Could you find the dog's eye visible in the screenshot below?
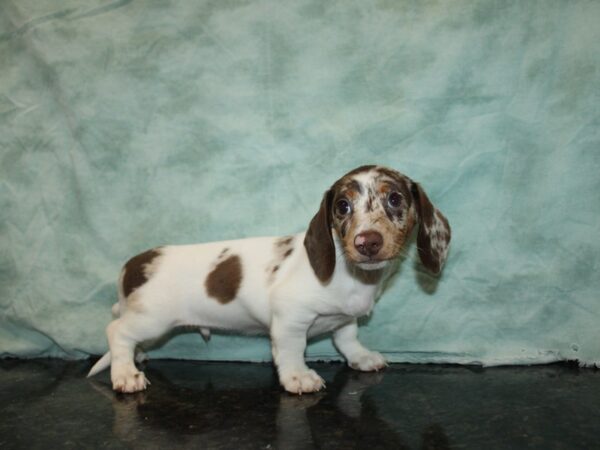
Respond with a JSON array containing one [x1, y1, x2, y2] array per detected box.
[[387, 192, 402, 208], [336, 199, 352, 216]]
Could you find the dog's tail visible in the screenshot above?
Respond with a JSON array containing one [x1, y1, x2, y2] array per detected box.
[[88, 298, 120, 378], [89, 269, 127, 379], [87, 351, 111, 378]]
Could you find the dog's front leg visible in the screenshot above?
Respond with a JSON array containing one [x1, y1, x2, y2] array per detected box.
[[333, 320, 387, 372], [271, 315, 325, 395]]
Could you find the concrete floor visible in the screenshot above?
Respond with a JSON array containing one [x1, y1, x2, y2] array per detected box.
[[0, 359, 598, 449]]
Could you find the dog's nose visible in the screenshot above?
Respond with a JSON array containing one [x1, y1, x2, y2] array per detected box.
[[354, 231, 383, 257]]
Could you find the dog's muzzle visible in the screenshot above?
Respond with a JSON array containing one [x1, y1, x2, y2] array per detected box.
[[354, 231, 383, 257]]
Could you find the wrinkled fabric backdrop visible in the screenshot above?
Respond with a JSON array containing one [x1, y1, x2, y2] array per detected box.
[[1, 0, 599, 366]]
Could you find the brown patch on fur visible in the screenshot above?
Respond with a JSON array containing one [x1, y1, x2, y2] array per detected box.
[[205, 255, 243, 304], [375, 166, 406, 184], [339, 219, 350, 238], [336, 179, 363, 198], [365, 194, 374, 212], [345, 189, 359, 200], [276, 236, 294, 247], [378, 184, 390, 194], [341, 180, 363, 200], [412, 183, 451, 274], [122, 248, 163, 298], [345, 165, 376, 177], [304, 190, 336, 283], [412, 183, 434, 228], [405, 208, 417, 236], [267, 237, 295, 284]]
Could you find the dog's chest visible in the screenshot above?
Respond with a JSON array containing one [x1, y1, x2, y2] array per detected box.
[[324, 279, 379, 318], [342, 289, 376, 317], [307, 289, 375, 338]]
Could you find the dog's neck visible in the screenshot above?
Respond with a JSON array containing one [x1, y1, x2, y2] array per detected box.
[[345, 262, 386, 285]]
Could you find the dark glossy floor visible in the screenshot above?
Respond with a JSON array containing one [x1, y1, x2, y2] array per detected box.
[[0, 360, 599, 449]]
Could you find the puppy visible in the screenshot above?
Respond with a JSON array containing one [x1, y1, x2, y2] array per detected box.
[[87, 165, 451, 394]]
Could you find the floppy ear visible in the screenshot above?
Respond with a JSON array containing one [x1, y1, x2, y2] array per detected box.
[[304, 189, 336, 283], [411, 182, 451, 274]]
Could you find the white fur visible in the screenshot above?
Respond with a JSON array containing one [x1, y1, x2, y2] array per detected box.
[[89, 233, 390, 394]]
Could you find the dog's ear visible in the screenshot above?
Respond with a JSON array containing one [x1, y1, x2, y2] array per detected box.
[[304, 189, 335, 283], [411, 182, 451, 274]]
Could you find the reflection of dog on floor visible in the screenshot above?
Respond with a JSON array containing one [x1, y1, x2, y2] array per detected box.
[[88, 165, 451, 394], [89, 364, 450, 450]]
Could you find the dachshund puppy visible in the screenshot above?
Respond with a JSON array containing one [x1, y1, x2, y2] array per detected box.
[[88, 165, 451, 394]]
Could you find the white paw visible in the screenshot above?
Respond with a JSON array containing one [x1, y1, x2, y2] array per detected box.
[[280, 369, 325, 395], [112, 367, 150, 393], [348, 350, 387, 372]]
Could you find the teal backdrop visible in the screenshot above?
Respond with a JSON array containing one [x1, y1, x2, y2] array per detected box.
[[1, 0, 599, 366]]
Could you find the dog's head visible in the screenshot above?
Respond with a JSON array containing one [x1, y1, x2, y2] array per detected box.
[[304, 165, 451, 283]]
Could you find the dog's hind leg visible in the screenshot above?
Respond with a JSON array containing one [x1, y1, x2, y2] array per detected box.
[[107, 311, 171, 393]]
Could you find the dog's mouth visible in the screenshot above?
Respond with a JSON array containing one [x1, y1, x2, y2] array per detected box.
[[350, 255, 394, 270], [355, 259, 390, 270]]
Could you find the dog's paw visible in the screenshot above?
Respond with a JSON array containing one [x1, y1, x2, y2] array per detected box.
[[112, 367, 150, 393], [348, 350, 387, 372], [280, 369, 325, 395]]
